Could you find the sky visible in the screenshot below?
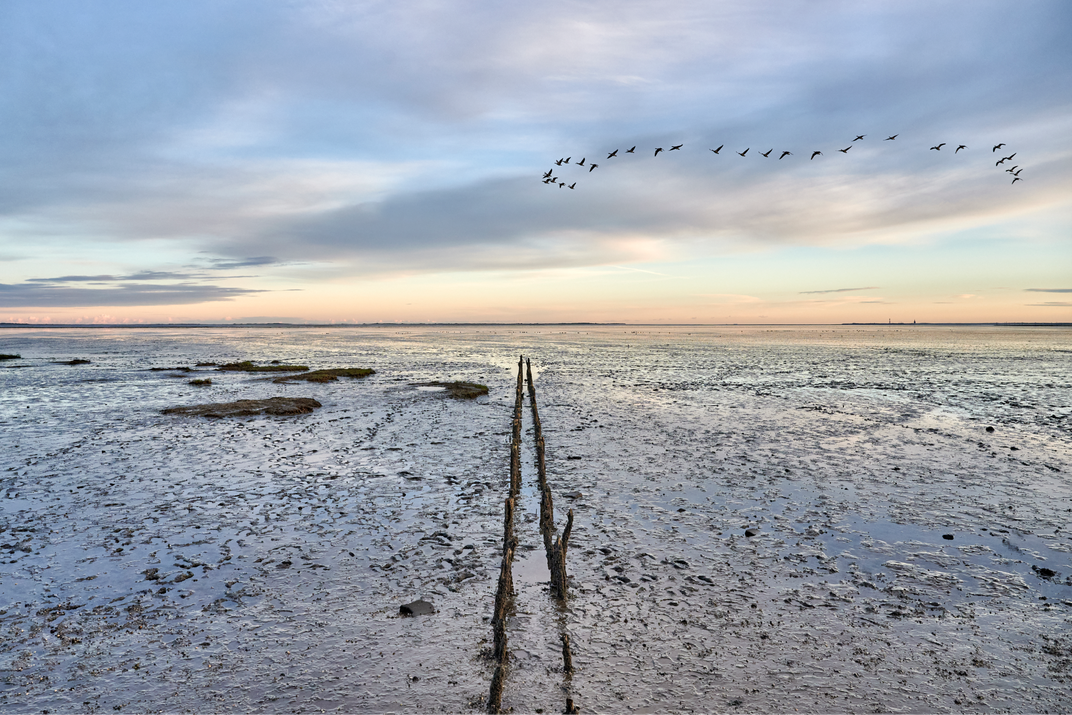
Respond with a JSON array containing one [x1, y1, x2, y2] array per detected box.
[[0, 0, 1070, 324]]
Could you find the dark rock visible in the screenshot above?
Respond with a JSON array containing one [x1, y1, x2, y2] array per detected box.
[[275, 560, 292, 569], [566, 455, 582, 460], [942, 534, 954, 540], [1032, 565, 1058, 581], [745, 528, 758, 537], [564, 491, 583, 499], [985, 426, 995, 433], [58, 359, 91, 365], [400, 599, 434, 616]]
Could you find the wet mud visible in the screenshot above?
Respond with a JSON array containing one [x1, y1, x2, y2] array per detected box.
[[1, 325, 1070, 713]]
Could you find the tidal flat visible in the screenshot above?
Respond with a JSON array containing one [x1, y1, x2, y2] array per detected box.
[[0, 325, 1070, 713]]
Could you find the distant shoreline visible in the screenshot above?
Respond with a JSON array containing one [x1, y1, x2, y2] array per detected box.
[[1, 322, 1069, 329]]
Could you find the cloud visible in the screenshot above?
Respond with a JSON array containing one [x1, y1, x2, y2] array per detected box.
[[1026, 301, 1072, 307], [799, 286, 879, 294], [26, 271, 196, 283], [0, 282, 265, 308], [1025, 288, 1072, 293], [201, 256, 279, 270]]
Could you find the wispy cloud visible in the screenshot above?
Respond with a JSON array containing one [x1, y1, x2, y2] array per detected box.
[[799, 286, 879, 294], [1025, 288, 1072, 293], [1026, 301, 1072, 307], [0, 283, 265, 308]]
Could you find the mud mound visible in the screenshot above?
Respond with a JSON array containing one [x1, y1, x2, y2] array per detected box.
[[162, 396, 321, 418], [274, 367, 375, 383], [217, 361, 309, 373], [413, 381, 489, 398]]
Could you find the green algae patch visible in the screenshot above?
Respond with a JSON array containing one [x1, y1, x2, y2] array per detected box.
[[273, 367, 375, 384], [217, 361, 309, 373], [163, 396, 320, 418], [413, 381, 489, 399], [0, 354, 21, 360], [189, 378, 212, 386]]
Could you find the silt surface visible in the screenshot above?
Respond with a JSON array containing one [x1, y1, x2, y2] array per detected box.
[[0, 325, 1070, 713]]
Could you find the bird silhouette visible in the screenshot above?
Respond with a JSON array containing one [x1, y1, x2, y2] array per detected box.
[[1012, 177, 1022, 184], [811, 151, 822, 160], [1013, 168, 1022, 176], [577, 157, 586, 167], [564, 157, 571, 163], [559, 182, 565, 188], [995, 157, 1007, 166], [589, 163, 598, 172], [1005, 153, 1016, 162], [670, 144, 683, 151], [885, 135, 898, 141], [543, 178, 553, 184], [838, 146, 851, 153], [626, 146, 636, 153], [607, 150, 618, 158], [711, 145, 723, 154], [1005, 166, 1018, 173], [555, 159, 563, 166], [995, 153, 1015, 166], [760, 149, 772, 157], [993, 143, 1005, 152], [654, 148, 663, 156], [854, 135, 865, 141], [737, 148, 749, 157], [543, 170, 552, 178], [779, 151, 792, 159], [930, 143, 946, 151], [568, 183, 576, 189], [956, 145, 967, 153]]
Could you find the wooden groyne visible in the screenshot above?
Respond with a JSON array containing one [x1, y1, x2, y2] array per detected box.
[[488, 356, 576, 714]]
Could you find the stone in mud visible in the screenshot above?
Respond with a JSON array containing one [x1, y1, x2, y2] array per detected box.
[[1032, 565, 1058, 581], [564, 491, 584, 499], [162, 396, 322, 418], [942, 534, 954, 540], [745, 528, 759, 537], [58, 358, 91, 365], [399, 599, 434, 616], [986, 426, 995, 432]]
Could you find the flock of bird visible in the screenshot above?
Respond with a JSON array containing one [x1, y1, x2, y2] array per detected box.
[[541, 134, 1026, 189]]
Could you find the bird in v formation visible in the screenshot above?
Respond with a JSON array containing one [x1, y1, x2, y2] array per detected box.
[[545, 133, 1023, 188]]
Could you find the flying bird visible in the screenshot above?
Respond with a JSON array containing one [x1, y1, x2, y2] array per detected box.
[[885, 135, 898, 141], [543, 170, 552, 178], [711, 145, 723, 154], [779, 151, 792, 159], [930, 143, 946, 151], [993, 143, 1005, 152], [559, 182, 565, 188], [654, 148, 663, 156], [1005, 166, 1018, 173], [995, 154, 1015, 166], [760, 149, 772, 157], [838, 146, 851, 153], [589, 163, 598, 172], [626, 146, 636, 153], [576, 157, 586, 166], [670, 144, 683, 151], [1012, 177, 1022, 184], [555, 159, 563, 166], [564, 157, 571, 163], [607, 150, 618, 158], [1013, 168, 1022, 176], [854, 135, 865, 141], [811, 151, 822, 160], [543, 178, 553, 184], [737, 148, 749, 157], [568, 183, 575, 189], [956, 145, 967, 153]]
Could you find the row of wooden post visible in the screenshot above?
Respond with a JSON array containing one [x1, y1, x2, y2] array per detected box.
[[488, 357, 577, 714], [526, 358, 572, 603], [487, 357, 526, 712]]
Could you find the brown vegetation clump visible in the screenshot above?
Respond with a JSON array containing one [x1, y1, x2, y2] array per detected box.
[[217, 361, 309, 373], [412, 381, 489, 398], [0, 354, 21, 360], [162, 396, 321, 418], [188, 378, 212, 386], [273, 367, 375, 383]]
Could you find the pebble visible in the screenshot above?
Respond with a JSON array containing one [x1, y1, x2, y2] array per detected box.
[[400, 599, 435, 616]]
